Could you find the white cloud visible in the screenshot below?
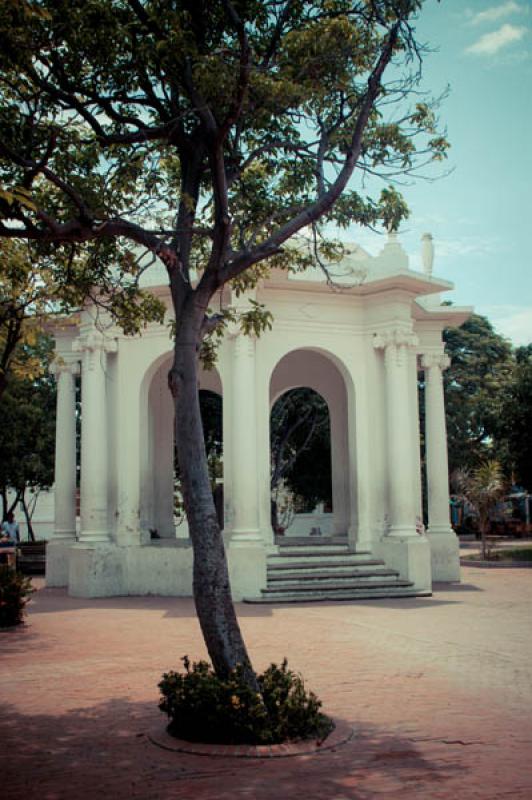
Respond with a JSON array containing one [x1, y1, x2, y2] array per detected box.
[[469, 2, 522, 26], [466, 23, 527, 55], [477, 304, 532, 345], [435, 236, 499, 259]]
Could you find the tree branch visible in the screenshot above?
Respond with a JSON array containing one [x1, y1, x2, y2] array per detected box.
[[219, 21, 401, 284]]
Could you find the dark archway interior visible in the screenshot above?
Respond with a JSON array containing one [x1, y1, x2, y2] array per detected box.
[[270, 387, 332, 534], [174, 389, 224, 528]]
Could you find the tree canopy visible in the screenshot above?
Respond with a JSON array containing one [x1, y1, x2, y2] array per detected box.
[[0, 335, 56, 533], [499, 345, 532, 491], [0, 1, 447, 292], [0, 225, 165, 402], [442, 314, 532, 493], [443, 313, 514, 474]]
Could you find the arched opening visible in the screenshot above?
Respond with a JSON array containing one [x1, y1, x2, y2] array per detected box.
[[271, 387, 332, 535], [141, 356, 223, 539], [174, 389, 224, 531], [269, 348, 351, 540]]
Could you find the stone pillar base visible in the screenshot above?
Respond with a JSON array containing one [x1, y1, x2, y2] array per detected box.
[[349, 524, 373, 552], [68, 544, 126, 598], [227, 540, 267, 602], [378, 535, 432, 593], [46, 539, 76, 587], [427, 527, 461, 582]]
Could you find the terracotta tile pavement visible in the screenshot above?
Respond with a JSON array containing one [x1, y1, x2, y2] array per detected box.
[[1, 566, 532, 799]]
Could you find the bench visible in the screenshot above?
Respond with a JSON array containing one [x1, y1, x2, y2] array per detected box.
[[16, 542, 47, 575]]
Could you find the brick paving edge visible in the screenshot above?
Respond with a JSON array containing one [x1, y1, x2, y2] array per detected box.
[[148, 719, 354, 759]]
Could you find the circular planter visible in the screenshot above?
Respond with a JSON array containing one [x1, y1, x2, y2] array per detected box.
[[149, 718, 354, 759]]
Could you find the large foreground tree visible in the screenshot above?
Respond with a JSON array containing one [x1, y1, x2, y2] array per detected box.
[[0, 0, 447, 684]]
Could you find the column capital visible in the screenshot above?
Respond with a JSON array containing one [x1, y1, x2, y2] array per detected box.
[[230, 328, 256, 357], [50, 358, 80, 378], [421, 351, 450, 371], [373, 327, 418, 351], [73, 332, 118, 372], [73, 331, 118, 355]]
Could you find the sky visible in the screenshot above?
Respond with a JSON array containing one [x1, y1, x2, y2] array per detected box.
[[347, 0, 532, 346]]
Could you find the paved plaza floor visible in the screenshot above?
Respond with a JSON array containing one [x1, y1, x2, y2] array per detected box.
[[1, 564, 531, 799]]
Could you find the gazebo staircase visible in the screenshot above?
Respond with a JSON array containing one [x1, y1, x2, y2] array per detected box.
[[244, 536, 430, 604]]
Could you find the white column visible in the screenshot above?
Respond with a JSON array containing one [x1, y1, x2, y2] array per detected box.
[[375, 330, 419, 537], [329, 392, 349, 536], [51, 360, 79, 540], [423, 351, 453, 532], [409, 351, 423, 520], [372, 329, 432, 592], [352, 382, 374, 551], [226, 329, 266, 601], [256, 367, 275, 550], [229, 332, 261, 543], [76, 332, 116, 544], [422, 351, 460, 581], [115, 340, 144, 547]]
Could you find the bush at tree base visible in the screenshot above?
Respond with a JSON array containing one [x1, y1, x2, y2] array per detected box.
[[159, 657, 333, 745], [0, 566, 34, 627]]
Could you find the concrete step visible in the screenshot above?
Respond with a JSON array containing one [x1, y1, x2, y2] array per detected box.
[[263, 577, 413, 594], [268, 555, 380, 569], [276, 545, 351, 556], [244, 586, 431, 604], [267, 568, 400, 584], [268, 557, 385, 572], [253, 541, 427, 605], [276, 536, 348, 547]]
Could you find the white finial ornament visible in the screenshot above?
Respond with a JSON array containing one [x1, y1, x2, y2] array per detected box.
[[421, 233, 434, 277]]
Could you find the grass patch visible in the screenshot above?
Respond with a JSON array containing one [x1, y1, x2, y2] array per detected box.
[[498, 547, 532, 562], [462, 547, 532, 563]]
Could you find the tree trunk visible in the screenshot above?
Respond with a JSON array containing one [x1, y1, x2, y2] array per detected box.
[[0, 371, 7, 402], [8, 489, 21, 517], [20, 491, 35, 542], [1, 487, 6, 520], [170, 327, 258, 689], [480, 512, 489, 560]]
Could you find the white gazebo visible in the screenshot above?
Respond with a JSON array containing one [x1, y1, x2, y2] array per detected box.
[[47, 233, 471, 600]]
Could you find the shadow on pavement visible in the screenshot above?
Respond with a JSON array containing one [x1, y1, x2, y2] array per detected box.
[[432, 582, 483, 593], [0, 697, 466, 800], [26, 584, 276, 619]]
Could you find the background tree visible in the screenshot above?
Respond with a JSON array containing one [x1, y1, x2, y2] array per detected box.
[[270, 388, 331, 531], [0, 0, 448, 685], [452, 461, 506, 560], [0, 335, 56, 536], [443, 313, 513, 473], [498, 345, 532, 491]]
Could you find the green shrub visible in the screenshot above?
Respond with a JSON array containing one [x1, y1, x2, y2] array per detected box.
[[159, 657, 333, 745], [0, 566, 34, 627], [500, 547, 532, 562]]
